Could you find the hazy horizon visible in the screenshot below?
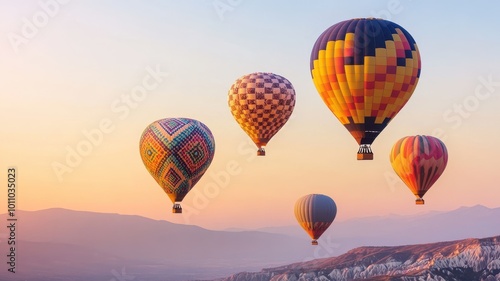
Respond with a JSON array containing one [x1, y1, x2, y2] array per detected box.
[[3, 203, 499, 233], [1, 1, 500, 231], [1, 206, 499, 281]]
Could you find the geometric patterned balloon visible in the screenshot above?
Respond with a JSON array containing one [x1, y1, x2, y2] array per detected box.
[[139, 118, 215, 213], [390, 135, 448, 205], [310, 18, 421, 160], [294, 194, 337, 245], [228, 72, 296, 156]]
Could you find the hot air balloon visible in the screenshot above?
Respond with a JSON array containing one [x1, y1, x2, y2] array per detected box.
[[228, 72, 296, 156], [294, 194, 337, 245], [310, 18, 421, 160], [139, 118, 215, 213], [390, 135, 448, 205]]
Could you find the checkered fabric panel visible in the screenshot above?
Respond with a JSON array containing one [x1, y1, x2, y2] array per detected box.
[[228, 72, 296, 148], [139, 118, 215, 203]]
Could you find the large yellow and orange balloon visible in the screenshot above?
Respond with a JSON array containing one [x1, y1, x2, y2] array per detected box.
[[390, 135, 448, 205], [294, 194, 337, 245], [139, 118, 215, 213], [228, 72, 296, 156], [310, 18, 421, 160]]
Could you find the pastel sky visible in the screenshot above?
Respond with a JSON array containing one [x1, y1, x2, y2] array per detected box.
[[1, 1, 499, 230]]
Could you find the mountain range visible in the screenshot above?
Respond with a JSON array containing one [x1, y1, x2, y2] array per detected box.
[[0, 205, 498, 281], [0, 208, 312, 281]]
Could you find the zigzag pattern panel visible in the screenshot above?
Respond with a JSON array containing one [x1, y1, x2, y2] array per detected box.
[[139, 118, 215, 202]]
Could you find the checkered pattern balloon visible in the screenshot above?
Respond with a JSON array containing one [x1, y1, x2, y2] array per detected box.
[[390, 135, 448, 205], [139, 118, 215, 211], [228, 72, 296, 155], [310, 18, 421, 159]]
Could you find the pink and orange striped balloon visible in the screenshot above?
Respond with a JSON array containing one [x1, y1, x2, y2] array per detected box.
[[390, 135, 448, 205]]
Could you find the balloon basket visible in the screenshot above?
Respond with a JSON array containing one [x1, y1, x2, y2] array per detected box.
[[357, 144, 373, 160], [311, 240, 318, 246], [415, 198, 424, 205], [357, 153, 373, 160], [172, 204, 182, 213], [257, 148, 265, 156]]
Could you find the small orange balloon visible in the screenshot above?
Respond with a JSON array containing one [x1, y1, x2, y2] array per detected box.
[[294, 194, 337, 245]]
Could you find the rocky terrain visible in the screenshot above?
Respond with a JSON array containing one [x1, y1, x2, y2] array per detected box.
[[216, 236, 500, 281]]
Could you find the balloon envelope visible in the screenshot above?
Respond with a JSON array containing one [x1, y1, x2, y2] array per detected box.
[[294, 194, 337, 245], [390, 135, 448, 204], [228, 72, 296, 156], [310, 18, 421, 160], [139, 118, 215, 213]]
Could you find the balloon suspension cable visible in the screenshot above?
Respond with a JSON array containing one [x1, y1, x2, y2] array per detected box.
[[311, 240, 318, 246], [257, 147, 266, 156], [357, 144, 373, 160], [172, 203, 182, 213], [415, 198, 425, 205]]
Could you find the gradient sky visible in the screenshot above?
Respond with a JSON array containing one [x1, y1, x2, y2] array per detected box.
[[1, 1, 499, 230]]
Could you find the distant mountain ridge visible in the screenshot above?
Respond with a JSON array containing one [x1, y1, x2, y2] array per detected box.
[[0, 205, 498, 281], [0, 208, 313, 281], [214, 235, 500, 281], [253, 205, 500, 257]]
